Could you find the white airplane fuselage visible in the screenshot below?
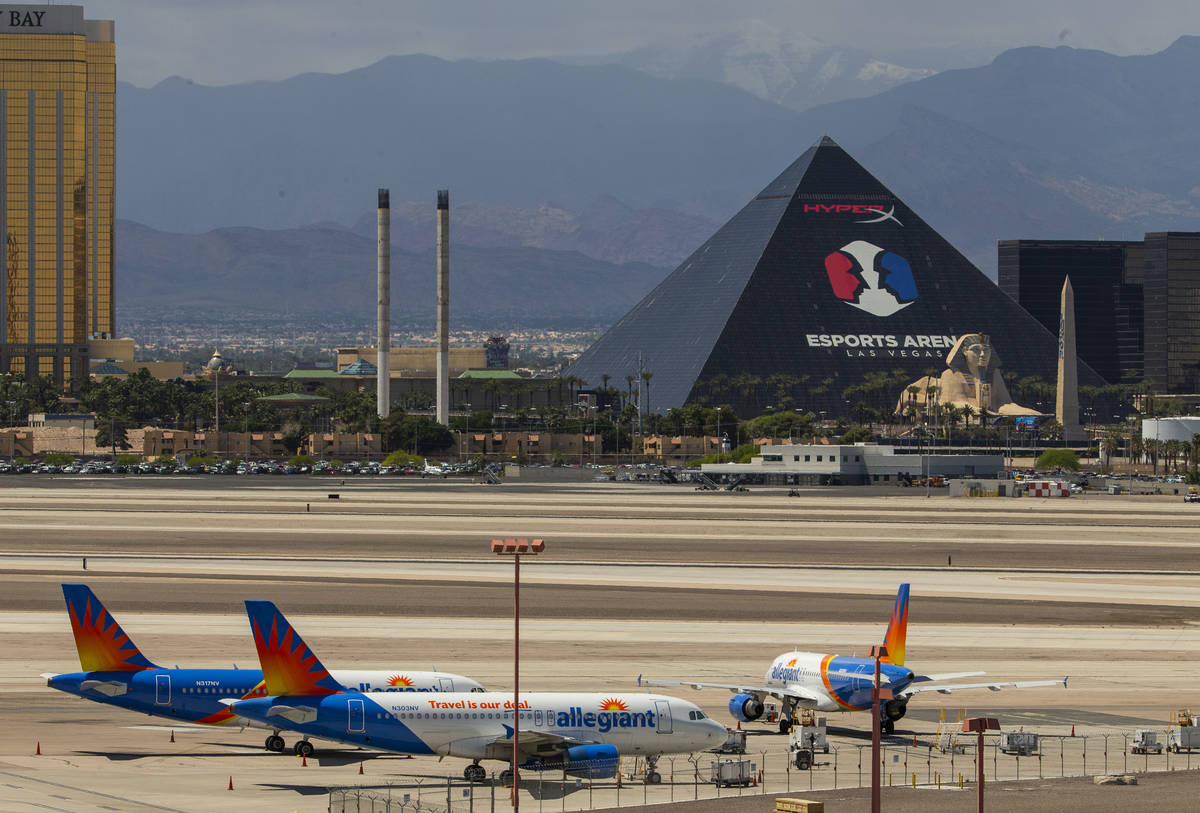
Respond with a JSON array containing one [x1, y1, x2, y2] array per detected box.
[[232, 691, 726, 763]]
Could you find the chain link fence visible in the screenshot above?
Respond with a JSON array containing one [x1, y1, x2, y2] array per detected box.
[[325, 732, 1199, 812]]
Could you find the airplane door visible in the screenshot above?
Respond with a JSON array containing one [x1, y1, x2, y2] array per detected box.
[[155, 674, 170, 706], [438, 678, 454, 692], [654, 700, 673, 734], [347, 698, 365, 733]]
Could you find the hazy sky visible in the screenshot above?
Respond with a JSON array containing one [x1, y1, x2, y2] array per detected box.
[[88, 0, 1200, 87]]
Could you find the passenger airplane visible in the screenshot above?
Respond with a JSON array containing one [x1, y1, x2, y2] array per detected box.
[[227, 600, 726, 783], [640, 584, 1067, 734], [43, 584, 485, 756]]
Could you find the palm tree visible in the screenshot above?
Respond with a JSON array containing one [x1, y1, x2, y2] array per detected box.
[[640, 370, 654, 420]]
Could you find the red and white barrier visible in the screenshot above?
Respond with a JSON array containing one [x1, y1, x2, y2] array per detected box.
[[1026, 480, 1070, 497]]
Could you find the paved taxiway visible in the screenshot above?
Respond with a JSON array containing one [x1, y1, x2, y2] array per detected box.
[[1, 479, 1197, 811]]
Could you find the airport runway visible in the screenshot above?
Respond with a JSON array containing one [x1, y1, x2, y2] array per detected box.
[[1, 479, 1197, 811]]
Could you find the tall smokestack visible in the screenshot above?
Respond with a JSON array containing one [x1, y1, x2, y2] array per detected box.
[[436, 189, 450, 425], [377, 188, 391, 420]]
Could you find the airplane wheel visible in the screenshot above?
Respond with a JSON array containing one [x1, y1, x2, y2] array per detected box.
[[265, 735, 285, 752], [779, 718, 792, 735], [498, 769, 513, 787], [645, 771, 662, 784], [296, 740, 315, 758], [884, 719, 895, 735], [464, 764, 486, 782]]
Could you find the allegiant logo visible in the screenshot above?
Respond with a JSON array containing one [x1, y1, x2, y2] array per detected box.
[[771, 665, 806, 683], [552, 706, 657, 734]]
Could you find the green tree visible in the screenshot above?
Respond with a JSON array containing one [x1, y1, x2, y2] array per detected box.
[[95, 414, 131, 452], [1035, 448, 1081, 471], [383, 413, 453, 455]]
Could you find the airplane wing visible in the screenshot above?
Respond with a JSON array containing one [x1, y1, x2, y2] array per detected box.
[[638, 676, 823, 706], [483, 727, 596, 758], [910, 671, 986, 683], [219, 698, 318, 725], [903, 677, 1068, 696]]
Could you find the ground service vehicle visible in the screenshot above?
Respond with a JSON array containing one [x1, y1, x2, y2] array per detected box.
[[1132, 730, 1163, 754]]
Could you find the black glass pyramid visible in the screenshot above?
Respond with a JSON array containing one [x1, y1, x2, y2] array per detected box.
[[567, 136, 1102, 416]]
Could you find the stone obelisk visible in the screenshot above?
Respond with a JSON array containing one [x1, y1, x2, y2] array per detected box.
[[1056, 276, 1085, 441]]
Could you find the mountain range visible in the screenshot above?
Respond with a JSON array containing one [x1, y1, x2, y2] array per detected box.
[[115, 37, 1200, 323], [600, 20, 936, 111]]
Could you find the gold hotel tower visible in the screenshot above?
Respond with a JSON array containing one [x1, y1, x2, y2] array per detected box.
[[0, 5, 113, 386]]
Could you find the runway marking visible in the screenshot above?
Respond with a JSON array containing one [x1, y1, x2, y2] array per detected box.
[[0, 770, 186, 812], [0, 521, 1193, 549]]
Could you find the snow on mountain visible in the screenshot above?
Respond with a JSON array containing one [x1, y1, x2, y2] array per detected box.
[[615, 20, 936, 111]]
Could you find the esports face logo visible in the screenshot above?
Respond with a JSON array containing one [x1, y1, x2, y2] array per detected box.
[[824, 240, 918, 317]]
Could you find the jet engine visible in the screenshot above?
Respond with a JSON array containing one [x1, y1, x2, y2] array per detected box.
[[555, 744, 620, 778], [729, 693, 765, 722], [884, 699, 908, 721]]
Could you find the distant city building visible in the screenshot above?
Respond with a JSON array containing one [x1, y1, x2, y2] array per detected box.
[[567, 136, 1101, 417], [1143, 233, 1200, 394], [485, 336, 510, 369], [336, 346, 486, 377], [0, 5, 115, 385], [999, 232, 1200, 394], [87, 337, 184, 380], [998, 239, 1144, 385]]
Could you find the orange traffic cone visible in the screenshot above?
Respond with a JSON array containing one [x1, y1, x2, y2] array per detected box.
[[35, 742, 40, 755], [227, 776, 234, 791], [170, 730, 175, 743], [913, 735, 918, 747], [358, 761, 364, 775], [1071, 725, 1076, 737], [301, 754, 307, 767]]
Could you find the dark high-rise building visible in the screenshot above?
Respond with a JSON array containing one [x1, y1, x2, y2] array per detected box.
[[1143, 232, 1200, 394], [997, 240, 1144, 385], [567, 136, 1105, 417], [0, 4, 115, 386]]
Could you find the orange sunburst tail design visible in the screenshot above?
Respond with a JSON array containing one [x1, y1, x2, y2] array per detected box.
[[388, 674, 414, 687], [880, 583, 909, 666], [244, 601, 341, 697], [599, 697, 629, 711], [62, 584, 158, 672]]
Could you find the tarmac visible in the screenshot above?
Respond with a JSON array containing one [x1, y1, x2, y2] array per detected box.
[[0, 478, 1197, 811]]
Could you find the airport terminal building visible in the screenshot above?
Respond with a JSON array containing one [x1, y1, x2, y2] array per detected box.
[[701, 442, 1003, 486]]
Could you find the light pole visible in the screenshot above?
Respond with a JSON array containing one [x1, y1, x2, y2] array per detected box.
[[715, 407, 722, 463], [463, 403, 471, 461], [491, 537, 545, 812], [6, 400, 15, 463], [243, 401, 252, 463], [962, 716, 1000, 812], [869, 643, 892, 813]]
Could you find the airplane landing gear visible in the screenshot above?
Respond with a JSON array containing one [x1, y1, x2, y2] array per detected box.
[[644, 754, 662, 784], [265, 734, 285, 752], [498, 769, 513, 787], [779, 717, 792, 735], [293, 739, 314, 758], [464, 762, 487, 783]]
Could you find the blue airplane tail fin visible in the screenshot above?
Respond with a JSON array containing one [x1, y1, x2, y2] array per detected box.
[[61, 584, 158, 672], [245, 600, 342, 697]]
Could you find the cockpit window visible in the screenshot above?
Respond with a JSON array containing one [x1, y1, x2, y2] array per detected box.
[[471, 687, 487, 693]]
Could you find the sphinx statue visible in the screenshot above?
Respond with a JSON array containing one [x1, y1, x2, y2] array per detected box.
[[895, 333, 1040, 418]]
